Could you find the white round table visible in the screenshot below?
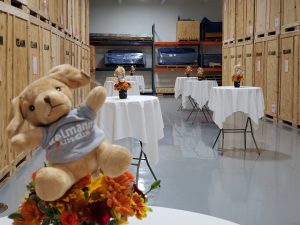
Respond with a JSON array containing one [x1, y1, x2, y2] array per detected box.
[[182, 80, 218, 109], [0, 206, 240, 225], [208, 86, 265, 129], [104, 80, 140, 97], [174, 77, 197, 99], [129, 206, 240, 225], [125, 75, 145, 91], [208, 86, 265, 154], [96, 96, 164, 164]]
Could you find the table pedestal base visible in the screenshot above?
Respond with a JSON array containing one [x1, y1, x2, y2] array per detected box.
[[131, 141, 159, 185], [212, 117, 260, 156]]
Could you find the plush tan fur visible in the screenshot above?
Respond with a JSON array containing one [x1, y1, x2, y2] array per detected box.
[[6, 64, 132, 201]]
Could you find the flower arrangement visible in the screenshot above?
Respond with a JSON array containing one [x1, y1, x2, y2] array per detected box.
[[9, 171, 160, 225], [114, 82, 132, 92], [184, 66, 193, 77], [129, 65, 136, 76], [196, 67, 205, 80], [113, 66, 132, 92], [232, 64, 244, 83]]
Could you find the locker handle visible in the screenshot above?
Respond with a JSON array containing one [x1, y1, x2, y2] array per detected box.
[[268, 51, 276, 56], [224, 56, 227, 59], [44, 44, 50, 50], [66, 51, 70, 55], [230, 55, 235, 58], [0, 36, 3, 45], [237, 54, 242, 58], [246, 53, 252, 57], [256, 52, 262, 56], [283, 49, 291, 54], [16, 39, 26, 47], [31, 41, 38, 49]]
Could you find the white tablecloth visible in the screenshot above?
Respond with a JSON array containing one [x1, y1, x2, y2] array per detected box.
[[96, 96, 164, 164], [174, 77, 197, 99], [182, 80, 218, 109], [0, 206, 239, 225], [129, 206, 239, 225], [125, 75, 145, 91], [208, 86, 265, 129], [104, 81, 140, 97]]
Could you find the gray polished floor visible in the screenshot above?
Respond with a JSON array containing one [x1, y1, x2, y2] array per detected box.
[[1, 96, 300, 225]]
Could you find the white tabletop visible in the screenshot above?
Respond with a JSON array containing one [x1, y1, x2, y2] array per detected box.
[[174, 77, 197, 99], [0, 206, 239, 225], [208, 86, 265, 129], [182, 80, 218, 109], [104, 80, 140, 97], [129, 206, 239, 225], [96, 96, 164, 164]]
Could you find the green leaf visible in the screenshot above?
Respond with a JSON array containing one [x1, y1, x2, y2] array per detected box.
[[107, 219, 118, 225], [41, 217, 51, 225], [8, 212, 22, 219], [150, 180, 161, 190], [38, 201, 49, 214], [146, 180, 161, 194]]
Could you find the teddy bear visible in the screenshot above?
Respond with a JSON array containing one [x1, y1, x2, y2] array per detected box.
[[6, 64, 132, 201]]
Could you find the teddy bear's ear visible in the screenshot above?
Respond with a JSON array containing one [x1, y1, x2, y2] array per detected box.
[[6, 97, 24, 138], [48, 64, 90, 89]]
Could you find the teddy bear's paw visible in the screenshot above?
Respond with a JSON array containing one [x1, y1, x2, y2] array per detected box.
[[100, 145, 132, 177], [35, 167, 75, 201]]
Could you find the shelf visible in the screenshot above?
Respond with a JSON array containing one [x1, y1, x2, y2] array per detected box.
[[154, 41, 222, 46], [154, 67, 222, 72], [91, 40, 153, 46], [96, 67, 153, 72]]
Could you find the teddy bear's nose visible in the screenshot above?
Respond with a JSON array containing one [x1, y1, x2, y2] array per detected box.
[[44, 96, 51, 104]]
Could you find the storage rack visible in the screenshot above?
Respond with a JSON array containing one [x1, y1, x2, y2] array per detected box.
[[90, 24, 155, 94], [154, 41, 222, 87]]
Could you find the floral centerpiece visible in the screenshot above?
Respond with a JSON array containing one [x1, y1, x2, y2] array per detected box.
[[196, 67, 205, 81], [129, 65, 136, 76], [232, 64, 244, 88], [9, 171, 160, 225], [113, 66, 132, 99], [184, 66, 193, 77]]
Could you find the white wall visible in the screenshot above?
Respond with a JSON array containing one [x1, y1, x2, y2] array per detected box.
[[90, 0, 222, 42]]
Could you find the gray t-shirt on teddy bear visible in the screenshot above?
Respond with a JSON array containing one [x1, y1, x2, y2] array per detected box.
[[41, 105, 105, 164]]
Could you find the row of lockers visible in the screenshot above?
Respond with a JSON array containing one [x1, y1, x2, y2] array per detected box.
[[0, 0, 89, 44], [0, 7, 91, 184], [223, 0, 300, 43], [222, 32, 300, 127]]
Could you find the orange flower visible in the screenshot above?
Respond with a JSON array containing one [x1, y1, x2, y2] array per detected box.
[[20, 200, 43, 225], [131, 193, 148, 219], [60, 211, 78, 225], [73, 174, 92, 189], [114, 81, 132, 91], [232, 74, 244, 82]]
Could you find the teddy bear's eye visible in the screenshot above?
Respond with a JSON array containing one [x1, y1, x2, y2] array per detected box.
[[29, 105, 35, 111], [55, 87, 61, 91]]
